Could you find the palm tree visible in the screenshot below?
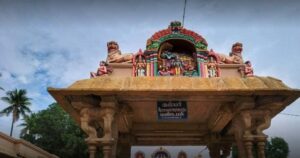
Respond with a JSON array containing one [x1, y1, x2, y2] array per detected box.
[[0, 89, 31, 136], [19, 114, 38, 142]]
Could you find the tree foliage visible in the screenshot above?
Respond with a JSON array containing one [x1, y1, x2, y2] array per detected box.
[[20, 103, 91, 158], [266, 137, 289, 158], [1, 89, 31, 136], [232, 137, 289, 158]]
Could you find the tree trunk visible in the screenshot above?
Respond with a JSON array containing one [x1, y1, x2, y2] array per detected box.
[[10, 117, 14, 137]]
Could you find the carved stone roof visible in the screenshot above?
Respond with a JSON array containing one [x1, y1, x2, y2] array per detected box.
[[49, 76, 299, 96]]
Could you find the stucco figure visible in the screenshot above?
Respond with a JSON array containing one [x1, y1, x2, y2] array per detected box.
[[106, 41, 133, 63], [218, 42, 244, 64], [90, 61, 112, 78]]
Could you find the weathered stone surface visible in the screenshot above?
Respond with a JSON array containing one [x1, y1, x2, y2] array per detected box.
[[50, 76, 297, 94], [47, 76, 300, 157], [0, 132, 58, 158]]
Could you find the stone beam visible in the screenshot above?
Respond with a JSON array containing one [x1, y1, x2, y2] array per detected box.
[[208, 97, 255, 133], [116, 104, 133, 133], [208, 104, 232, 132]]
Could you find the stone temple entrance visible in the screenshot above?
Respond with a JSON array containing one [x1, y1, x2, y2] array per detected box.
[[48, 21, 300, 158]]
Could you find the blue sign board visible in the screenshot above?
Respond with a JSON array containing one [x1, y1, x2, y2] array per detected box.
[[157, 101, 187, 120]]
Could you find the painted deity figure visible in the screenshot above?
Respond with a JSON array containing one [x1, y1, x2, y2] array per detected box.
[[207, 56, 218, 77], [106, 41, 133, 63], [90, 61, 112, 78], [244, 60, 254, 77], [183, 64, 198, 77], [160, 50, 177, 60], [136, 61, 146, 76], [172, 56, 183, 75], [158, 66, 174, 76]]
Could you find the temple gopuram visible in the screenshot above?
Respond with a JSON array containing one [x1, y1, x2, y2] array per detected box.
[[48, 21, 300, 158]]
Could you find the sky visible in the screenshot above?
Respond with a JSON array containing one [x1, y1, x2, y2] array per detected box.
[[0, 0, 300, 157]]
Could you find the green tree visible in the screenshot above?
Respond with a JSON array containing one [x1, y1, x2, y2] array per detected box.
[[266, 137, 289, 158], [232, 137, 289, 158], [0, 89, 31, 136], [20, 103, 96, 158]]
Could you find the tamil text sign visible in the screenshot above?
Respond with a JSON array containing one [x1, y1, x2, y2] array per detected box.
[[157, 101, 187, 120]]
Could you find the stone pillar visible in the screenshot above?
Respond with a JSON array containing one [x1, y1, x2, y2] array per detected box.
[[100, 97, 118, 158], [220, 144, 231, 158], [117, 143, 131, 158], [153, 53, 158, 76], [243, 136, 254, 158], [232, 111, 254, 158], [87, 141, 98, 158], [102, 141, 114, 158], [256, 136, 267, 158], [208, 143, 220, 158], [78, 96, 119, 158]]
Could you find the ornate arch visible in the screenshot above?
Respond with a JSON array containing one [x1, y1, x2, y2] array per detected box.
[[146, 21, 208, 52]]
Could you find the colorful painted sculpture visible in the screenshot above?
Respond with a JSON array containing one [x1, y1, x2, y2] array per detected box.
[[158, 66, 174, 76], [90, 61, 112, 78], [207, 56, 218, 77], [183, 64, 198, 77], [218, 42, 244, 64], [244, 60, 254, 77], [169, 21, 183, 33], [133, 49, 147, 76], [95, 22, 254, 78], [106, 41, 133, 63]]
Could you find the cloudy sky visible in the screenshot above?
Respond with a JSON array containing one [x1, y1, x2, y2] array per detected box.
[[0, 0, 300, 157]]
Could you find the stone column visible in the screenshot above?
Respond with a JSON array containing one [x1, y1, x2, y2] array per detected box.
[[117, 143, 131, 158], [208, 143, 220, 158], [220, 144, 231, 158], [86, 140, 98, 158], [256, 136, 267, 158], [243, 136, 254, 158], [100, 97, 118, 158], [102, 141, 114, 158]]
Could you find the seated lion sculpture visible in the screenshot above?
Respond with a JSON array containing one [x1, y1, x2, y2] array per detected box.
[[218, 42, 244, 64], [106, 41, 133, 63]]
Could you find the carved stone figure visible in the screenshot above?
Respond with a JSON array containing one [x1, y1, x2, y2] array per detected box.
[[244, 61, 254, 77], [229, 42, 244, 64], [158, 66, 174, 76], [79, 107, 115, 141], [90, 61, 112, 78], [218, 42, 244, 64], [134, 50, 147, 76], [207, 56, 218, 77], [256, 112, 271, 136], [106, 41, 133, 63], [183, 64, 198, 77]]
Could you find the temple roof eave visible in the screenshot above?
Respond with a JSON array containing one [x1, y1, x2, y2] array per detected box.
[[48, 76, 299, 94]]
